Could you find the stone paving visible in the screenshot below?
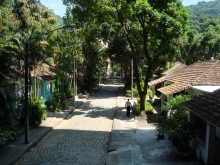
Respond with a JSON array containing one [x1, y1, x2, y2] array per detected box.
[[107, 95, 199, 165], [14, 81, 122, 165], [2, 79, 200, 165]]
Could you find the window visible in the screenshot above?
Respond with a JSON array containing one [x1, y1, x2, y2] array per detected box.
[[191, 113, 206, 146], [46, 83, 51, 95]]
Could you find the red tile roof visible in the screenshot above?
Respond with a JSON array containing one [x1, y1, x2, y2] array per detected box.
[[149, 60, 220, 95], [148, 62, 186, 86], [31, 63, 55, 81], [185, 89, 220, 127], [194, 61, 220, 85], [148, 77, 166, 86], [157, 82, 190, 96], [166, 60, 219, 84]]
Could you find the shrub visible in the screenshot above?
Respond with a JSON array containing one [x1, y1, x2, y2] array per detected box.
[[163, 95, 193, 152], [125, 90, 131, 97], [145, 101, 153, 114], [30, 97, 47, 127], [50, 91, 68, 112], [25, 97, 47, 127], [67, 87, 73, 98], [126, 88, 153, 99], [147, 88, 153, 98], [0, 129, 17, 147], [132, 102, 140, 115], [163, 95, 190, 112], [0, 91, 20, 147]]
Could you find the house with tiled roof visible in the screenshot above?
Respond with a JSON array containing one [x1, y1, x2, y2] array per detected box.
[[18, 63, 55, 101], [30, 63, 55, 102], [185, 89, 220, 165], [149, 60, 220, 110], [149, 62, 187, 104]]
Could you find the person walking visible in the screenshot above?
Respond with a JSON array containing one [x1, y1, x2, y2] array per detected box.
[[125, 99, 132, 117]]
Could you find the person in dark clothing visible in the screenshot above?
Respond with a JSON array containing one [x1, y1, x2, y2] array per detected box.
[[125, 99, 132, 117]]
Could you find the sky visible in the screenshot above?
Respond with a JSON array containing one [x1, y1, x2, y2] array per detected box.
[[40, 0, 214, 17]]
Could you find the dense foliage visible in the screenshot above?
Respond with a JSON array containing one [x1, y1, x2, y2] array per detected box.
[[180, 0, 220, 64], [63, 0, 189, 112], [162, 95, 194, 152], [1, 0, 220, 148], [0, 0, 108, 147]]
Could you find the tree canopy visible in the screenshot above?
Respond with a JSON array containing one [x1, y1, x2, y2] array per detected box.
[[63, 0, 189, 111]]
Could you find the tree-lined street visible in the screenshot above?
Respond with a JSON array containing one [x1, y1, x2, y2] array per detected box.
[[14, 80, 122, 164], [1, 1, 220, 164]]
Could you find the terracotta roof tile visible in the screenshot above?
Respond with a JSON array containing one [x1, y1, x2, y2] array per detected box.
[[157, 82, 190, 95], [149, 60, 220, 95], [31, 63, 55, 81], [148, 62, 186, 86], [148, 77, 166, 86], [194, 61, 220, 85], [166, 60, 217, 84], [185, 89, 220, 127]]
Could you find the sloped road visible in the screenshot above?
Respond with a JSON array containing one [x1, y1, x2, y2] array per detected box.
[[14, 80, 123, 165]]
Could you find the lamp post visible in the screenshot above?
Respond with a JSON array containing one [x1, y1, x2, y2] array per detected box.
[[131, 58, 133, 100], [73, 59, 76, 106], [24, 24, 75, 144]]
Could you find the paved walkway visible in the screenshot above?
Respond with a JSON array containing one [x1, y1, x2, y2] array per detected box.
[[107, 93, 199, 165]]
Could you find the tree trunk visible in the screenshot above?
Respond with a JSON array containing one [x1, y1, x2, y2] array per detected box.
[[139, 92, 146, 112]]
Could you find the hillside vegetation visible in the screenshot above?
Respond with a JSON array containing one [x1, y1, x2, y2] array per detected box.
[[187, 0, 220, 32]]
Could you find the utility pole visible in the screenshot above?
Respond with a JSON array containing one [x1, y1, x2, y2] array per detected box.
[[0, 11, 2, 32], [73, 59, 76, 106], [24, 24, 75, 144], [131, 58, 133, 100]]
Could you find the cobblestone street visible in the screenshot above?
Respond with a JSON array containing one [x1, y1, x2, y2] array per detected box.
[[15, 80, 122, 165]]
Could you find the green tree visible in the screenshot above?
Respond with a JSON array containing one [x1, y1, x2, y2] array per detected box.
[[163, 95, 193, 152], [181, 18, 220, 64], [9, 0, 57, 31], [63, 0, 189, 112]]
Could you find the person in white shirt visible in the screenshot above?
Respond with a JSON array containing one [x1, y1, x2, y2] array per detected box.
[[125, 99, 132, 117]]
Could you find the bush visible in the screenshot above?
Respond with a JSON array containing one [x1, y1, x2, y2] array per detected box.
[[126, 88, 153, 99], [30, 97, 47, 127], [125, 88, 139, 97], [0, 129, 16, 147], [50, 91, 68, 112], [0, 91, 20, 147], [132, 102, 140, 115], [163, 95, 193, 152], [145, 101, 153, 114], [67, 87, 73, 98], [125, 90, 131, 97], [147, 88, 153, 98], [21, 97, 47, 127]]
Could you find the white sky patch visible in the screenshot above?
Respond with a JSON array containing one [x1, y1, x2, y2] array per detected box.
[[40, 0, 66, 17]]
